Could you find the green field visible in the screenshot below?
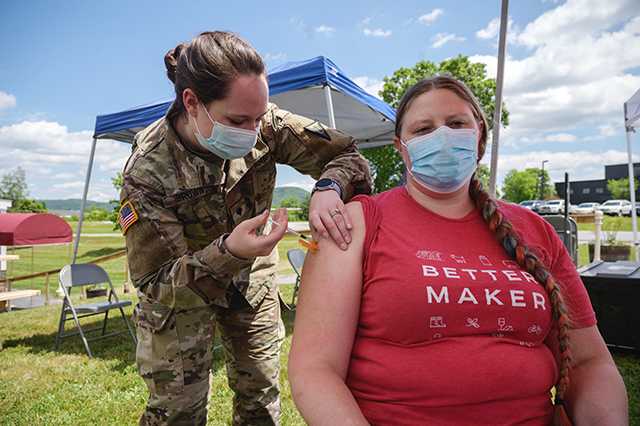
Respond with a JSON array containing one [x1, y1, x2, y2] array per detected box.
[[576, 215, 640, 232], [68, 220, 119, 234], [5, 229, 299, 300]]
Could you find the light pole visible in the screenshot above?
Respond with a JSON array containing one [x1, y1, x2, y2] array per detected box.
[[539, 160, 549, 200]]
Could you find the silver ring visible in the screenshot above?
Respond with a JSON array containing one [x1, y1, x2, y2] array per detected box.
[[329, 208, 341, 218]]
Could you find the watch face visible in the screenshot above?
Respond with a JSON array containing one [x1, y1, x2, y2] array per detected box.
[[315, 178, 334, 188]]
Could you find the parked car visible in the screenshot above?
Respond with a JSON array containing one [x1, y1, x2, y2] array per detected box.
[[519, 200, 545, 212], [522, 199, 546, 212], [538, 199, 565, 215], [599, 199, 632, 216], [571, 202, 601, 215]]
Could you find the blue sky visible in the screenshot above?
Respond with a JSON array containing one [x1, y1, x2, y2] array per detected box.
[[1, 0, 639, 201]]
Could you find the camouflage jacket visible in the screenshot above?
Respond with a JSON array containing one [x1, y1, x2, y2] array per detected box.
[[120, 103, 372, 310]]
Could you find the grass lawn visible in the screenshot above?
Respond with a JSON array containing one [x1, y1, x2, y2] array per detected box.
[[64, 220, 120, 235], [0, 284, 305, 426], [576, 215, 640, 232], [1, 229, 638, 424]]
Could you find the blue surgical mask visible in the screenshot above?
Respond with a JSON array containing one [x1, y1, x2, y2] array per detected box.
[[401, 126, 478, 194], [191, 104, 258, 159]]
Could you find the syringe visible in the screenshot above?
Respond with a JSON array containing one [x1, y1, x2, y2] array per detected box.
[[269, 217, 318, 252]]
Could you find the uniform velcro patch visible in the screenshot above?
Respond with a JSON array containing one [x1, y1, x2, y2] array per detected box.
[[118, 200, 139, 234], [304, 121, 331, 140]]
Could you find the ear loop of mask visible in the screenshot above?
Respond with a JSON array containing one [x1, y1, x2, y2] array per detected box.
[[193, 103, 215, 139]]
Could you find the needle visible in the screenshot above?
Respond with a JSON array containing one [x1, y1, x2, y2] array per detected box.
[[269, 217, 318, 252], [268, 217, 312, 240]]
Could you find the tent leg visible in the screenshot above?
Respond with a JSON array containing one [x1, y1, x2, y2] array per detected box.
[[488, 0, 509, 197], [72, 137, 98, 264], [323, 85, 337, 128], [0, 245, 6, 274], [625, 127, 639, 261]]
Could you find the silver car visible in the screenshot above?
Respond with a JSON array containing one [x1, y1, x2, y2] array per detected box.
[[538, 199, 565, 215], [600, 199, 632, 216], [572, 202, 601, 214]]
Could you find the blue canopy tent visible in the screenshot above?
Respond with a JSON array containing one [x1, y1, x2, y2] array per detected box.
[[73, 56, 396, 261]]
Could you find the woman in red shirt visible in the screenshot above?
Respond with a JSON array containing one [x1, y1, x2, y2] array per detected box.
[[288, 76, 628, 425]]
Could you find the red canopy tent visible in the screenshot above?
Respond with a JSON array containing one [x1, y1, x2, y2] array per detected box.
[[0, 213, 72, 246]]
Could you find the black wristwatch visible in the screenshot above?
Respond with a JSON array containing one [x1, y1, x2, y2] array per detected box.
[[312, 178, 342, 198]]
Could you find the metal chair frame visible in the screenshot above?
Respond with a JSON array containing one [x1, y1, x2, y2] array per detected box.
[[287, 248, 306, 306], [55, 263, 136, 357]]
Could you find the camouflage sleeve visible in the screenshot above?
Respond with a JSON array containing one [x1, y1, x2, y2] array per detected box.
[[261, 104, 372, 200], [120, 177, 253, 308]]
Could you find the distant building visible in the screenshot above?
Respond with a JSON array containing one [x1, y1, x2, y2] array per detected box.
[[555, 163, 640, 204], [0, 199, 11, 213]]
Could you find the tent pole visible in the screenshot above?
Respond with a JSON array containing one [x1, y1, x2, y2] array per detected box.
[[488, 0, 509, 197], [625, 110, 638, 261], [72, 137, 98, 264], [323, 85, 337, 128]]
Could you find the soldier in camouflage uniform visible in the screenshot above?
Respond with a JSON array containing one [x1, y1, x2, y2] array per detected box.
[[120, 31, 372, 426]]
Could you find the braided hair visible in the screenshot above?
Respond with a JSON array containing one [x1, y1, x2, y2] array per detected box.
[[395, 75, 573, 405]]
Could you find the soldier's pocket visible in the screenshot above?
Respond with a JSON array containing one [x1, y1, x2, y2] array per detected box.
[[134, 301, 185, 396]]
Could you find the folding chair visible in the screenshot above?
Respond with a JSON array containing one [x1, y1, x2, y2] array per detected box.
[[287, 248, 306, 306], [55, 263, 136, 358], [543, 215, 579, 265]]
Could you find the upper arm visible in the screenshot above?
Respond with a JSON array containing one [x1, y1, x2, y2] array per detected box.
[[262, 104, 358, 176], [289, 201, 366, 378], [120, 180, 187, 283], [569, 326, 614, 368]]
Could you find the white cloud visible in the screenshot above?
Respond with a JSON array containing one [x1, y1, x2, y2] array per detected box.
[[516, 0, 639, 48], [0, 91, 16, 110], [477, 17, 501, 39], [0, 120, 131, 201], [476, 17, 519, 42], [544, 133, 577, 142], [53, 181, 84, 189], [52, 172, 79, 180], [598, 123, 618, 137], [264, 52, 287, 63], [352, 76, 384, 99], [360, 17, 371, 26], [418, 9, 443, 25], [467, 0, 640, 152], [363, 28, 392, 38], [315, 25, 336, 35], [431, 32, 466, 48]]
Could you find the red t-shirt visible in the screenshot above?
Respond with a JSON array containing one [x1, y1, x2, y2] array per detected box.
[[346, 187, 596, 425]]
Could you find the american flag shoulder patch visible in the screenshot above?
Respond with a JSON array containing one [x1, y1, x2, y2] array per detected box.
[[118, 200, 139, 235]]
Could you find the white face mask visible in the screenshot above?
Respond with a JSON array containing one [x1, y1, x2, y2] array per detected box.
[[191, 104, 258, 159]]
